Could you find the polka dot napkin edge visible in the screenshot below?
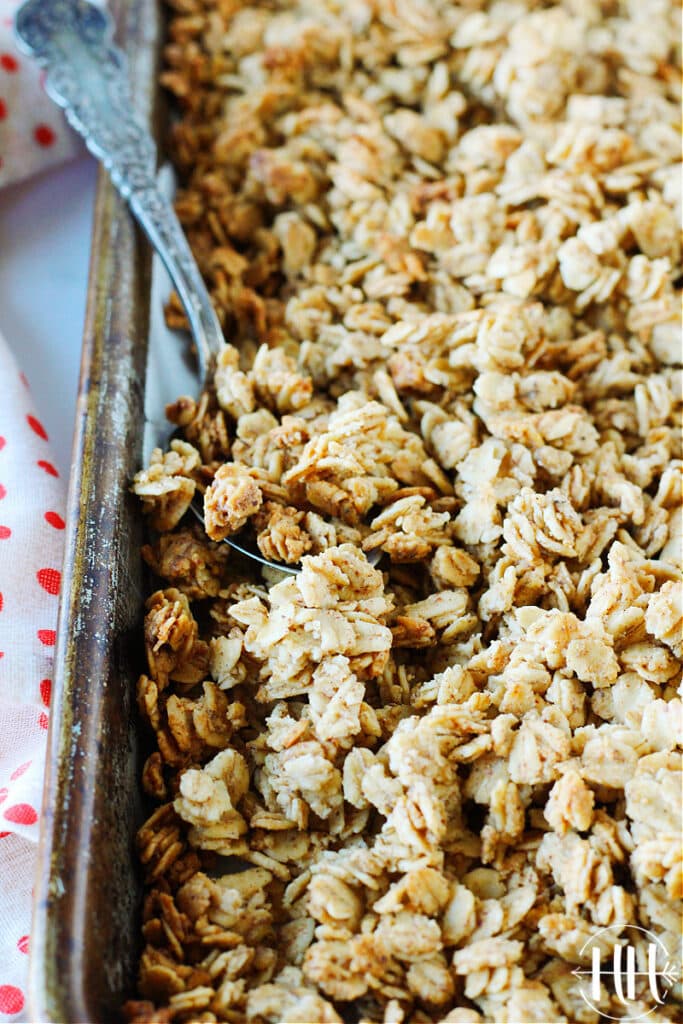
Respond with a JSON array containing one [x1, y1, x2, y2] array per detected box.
[[0, 335, 66, 1022], [0, 12, 81, 189]]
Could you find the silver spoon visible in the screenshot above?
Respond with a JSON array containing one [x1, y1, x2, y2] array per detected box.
[[14, 0, 307, 575]]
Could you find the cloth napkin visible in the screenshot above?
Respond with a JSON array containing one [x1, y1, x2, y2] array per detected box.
[[0, 2, 80, 190], [0, 338, 65, 1023], [0, 8, 72, 1023]]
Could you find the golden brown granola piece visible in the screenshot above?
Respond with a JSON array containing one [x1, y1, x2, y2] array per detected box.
[[254, 502, 312, 564], [231, 544, 393, 703], [250, 345, 313, 415], [142, 752, 168, 802], [142, 526, 229, 599], [213, 344, 255, 419], [132, 441, 199, 532], [122, 1000, 173, 1024], [144, 588, 198, 689], [204, 462, 263, 541], [174, 749, 250, 853], [391, 615, 437, 648], [136, 803, 186, 884], [169, 391, 230, 464], [364, 494, 452, 562], [303, 937, 375, 1002], [544, 769, 595, 835], [645, 579, 682, 659], [430, 545, 480, 589], [139, 675, 236, 768], [246, 975, 342, 1023], [283, 400, 450, 526]]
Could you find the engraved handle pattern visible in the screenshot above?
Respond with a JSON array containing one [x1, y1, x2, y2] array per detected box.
[[15, 0, 224, 382]]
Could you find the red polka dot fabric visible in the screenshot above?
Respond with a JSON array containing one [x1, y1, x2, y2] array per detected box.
[[0, 338, 65, 1021], [0, 24, 81, 189]]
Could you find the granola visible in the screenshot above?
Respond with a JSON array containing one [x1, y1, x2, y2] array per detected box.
[[127, 0, 682, 1021]]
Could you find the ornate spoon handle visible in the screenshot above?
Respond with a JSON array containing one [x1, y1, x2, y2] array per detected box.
[[15, 0, 224, 384]]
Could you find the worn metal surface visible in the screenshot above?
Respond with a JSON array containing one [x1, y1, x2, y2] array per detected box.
[[27, 0, 161, 1020]]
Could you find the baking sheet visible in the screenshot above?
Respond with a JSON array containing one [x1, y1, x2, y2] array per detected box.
[[28, 0, 164, 1019]]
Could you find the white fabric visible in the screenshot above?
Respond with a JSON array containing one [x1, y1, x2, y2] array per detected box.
[[0, 335, 65, 1022], [0, 8, 80, 189]]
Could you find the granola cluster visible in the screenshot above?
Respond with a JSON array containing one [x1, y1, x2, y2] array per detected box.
[[127, 0, 681, 1021]]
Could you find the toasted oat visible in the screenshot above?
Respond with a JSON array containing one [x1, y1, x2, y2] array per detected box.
[[132, 441, 200, 532], [204, 463, 263, 541], [142, 526, 229, 599]]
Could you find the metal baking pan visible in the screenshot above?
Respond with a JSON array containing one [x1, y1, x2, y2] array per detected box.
[[28, 0, 162, 1019]]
